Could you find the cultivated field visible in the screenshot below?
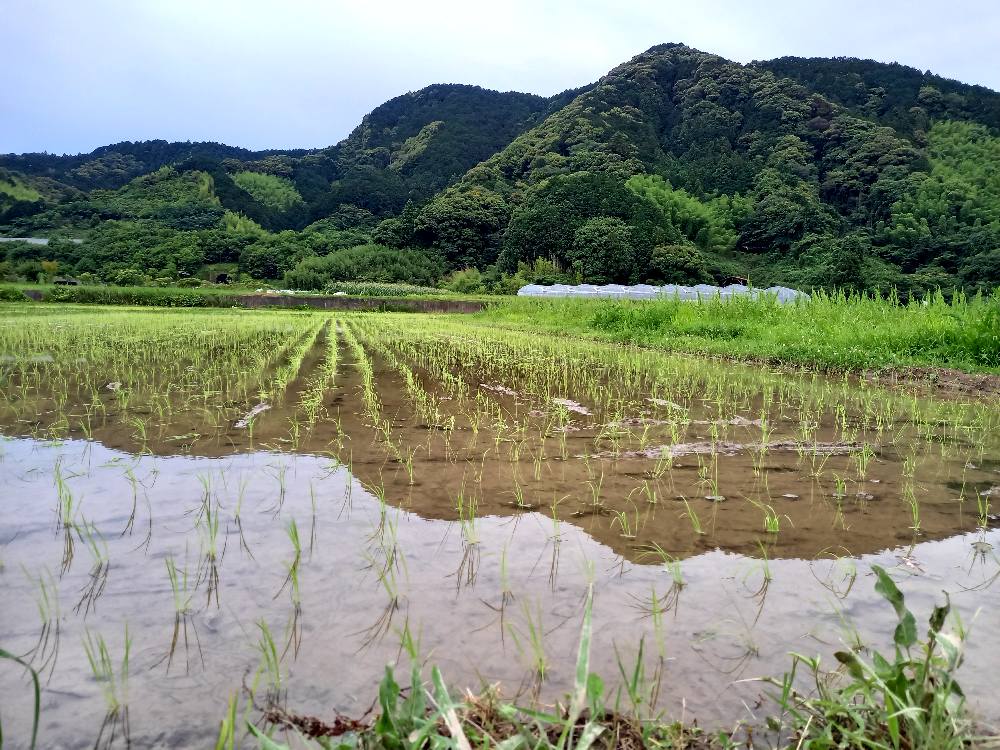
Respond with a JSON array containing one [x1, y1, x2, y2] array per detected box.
[[0, 305, 998, 748]]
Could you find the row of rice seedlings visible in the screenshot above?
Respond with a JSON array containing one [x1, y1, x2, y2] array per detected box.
[[296, 321, 340, 430], [340, 321, 382, 427], [260, 317, 326, 405], [0, 309, 326, 444]]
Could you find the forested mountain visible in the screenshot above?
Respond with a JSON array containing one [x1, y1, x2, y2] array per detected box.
[[757, 56, 1000, 135], [309, 84, 588, 219], [2, 44, 998, 295], [0, 141, 311, 192]]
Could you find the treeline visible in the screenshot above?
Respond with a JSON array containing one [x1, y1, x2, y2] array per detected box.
[[1, 44, 999, 295]]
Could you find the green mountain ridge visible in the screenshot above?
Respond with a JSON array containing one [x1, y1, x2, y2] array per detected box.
[[2, 44, 998, 294]]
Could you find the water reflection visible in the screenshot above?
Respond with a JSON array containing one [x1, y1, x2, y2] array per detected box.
[[0, 436, 997, 749]]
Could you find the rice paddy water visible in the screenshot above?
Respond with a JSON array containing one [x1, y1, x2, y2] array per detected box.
[[0, 305, 998, 748]]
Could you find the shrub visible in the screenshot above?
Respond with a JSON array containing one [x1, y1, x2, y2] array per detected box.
[[284, 245, 443, 290], [322, 281, 446, 298], [442, 268, 485, 294], [112, 269, 146, 286], [40, 285, 238, 307], [0, 286, 29, 302]]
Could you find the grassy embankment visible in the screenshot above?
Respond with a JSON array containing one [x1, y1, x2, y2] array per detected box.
[[0, 281, 481, 307], [476, 290, 1000, 374]]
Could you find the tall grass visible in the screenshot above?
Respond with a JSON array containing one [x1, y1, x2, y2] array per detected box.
[[478, 289, 1000, 372]]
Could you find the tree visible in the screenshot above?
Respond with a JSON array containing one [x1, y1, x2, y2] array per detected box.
[[414, 188, 508, 268], [569, 217, 635, 283], [500, 172, 666, 273], [113, 268, 145, 286], [40, 260, 59, 280], [822, 233, 868, 291], [647, 244, 712, 283]]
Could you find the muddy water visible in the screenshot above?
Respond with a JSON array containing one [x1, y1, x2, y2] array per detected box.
[[1, 319, 999, 748]]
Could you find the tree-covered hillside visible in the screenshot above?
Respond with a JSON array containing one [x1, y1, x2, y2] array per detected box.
[[304, 83, 586, 221], [0, 140, 311, 192], [2, 44, 998, 295], [758, 56, 1000, 135], [395, 44, 1000, 293]]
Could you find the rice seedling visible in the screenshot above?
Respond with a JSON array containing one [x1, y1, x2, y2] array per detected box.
[[275, 518, 303, 607], [155, 553, 202, 674], [74, 519, 110, 616], [610, 501, 640, 540], [253, 619, 285, 706], [507, 598, 548, 683], [21, 567, 61, 682], [679, 497, 705, 535], [82, 624, 131, 747]]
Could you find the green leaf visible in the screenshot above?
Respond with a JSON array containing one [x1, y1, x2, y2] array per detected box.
[[0, 647, 40, 750], [872, 565, 905, 615], [375, 665, 401, 737], [431, 667, 472, 750], [246, 721, 291, 750], [894, 612, 918, 649], [586, 672, 604, 714], [569, 586, 594, 719], [575, 721, 604, 750], [872, 565, 917, 648]]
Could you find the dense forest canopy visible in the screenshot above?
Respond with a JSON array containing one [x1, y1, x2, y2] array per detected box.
[[2, 44, 998, 295]]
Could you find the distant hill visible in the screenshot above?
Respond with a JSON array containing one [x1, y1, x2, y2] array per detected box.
[[2, 45, 998, 294], [0, 140, 311, 192]]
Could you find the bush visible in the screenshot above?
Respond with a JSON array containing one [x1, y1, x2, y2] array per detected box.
[[284, 245, 443, 290], [442, 268, 485, 294], [322, 281, 447, 298], [112, 268, 146, 286], [0, 286, 29, 302], [176, 277, 204, 288], [40, 285, 238, 307]]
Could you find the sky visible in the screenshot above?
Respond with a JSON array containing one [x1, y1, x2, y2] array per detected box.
[[3, 0, 999, 155]]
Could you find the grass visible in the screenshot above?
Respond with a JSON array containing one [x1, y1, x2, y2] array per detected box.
[[768, 565, 979, 749], [0, 647, 41, 749], [246, 572, 991, 749], [474, 289, 1000, 373]]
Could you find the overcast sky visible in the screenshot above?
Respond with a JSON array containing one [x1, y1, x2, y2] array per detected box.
[[3, 0, 999, 155]]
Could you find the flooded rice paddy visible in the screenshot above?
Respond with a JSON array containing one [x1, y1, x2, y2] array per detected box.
[[1, 307, 998, 748]]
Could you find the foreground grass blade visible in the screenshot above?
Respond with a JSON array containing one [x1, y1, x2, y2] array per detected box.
[[0, 647, 41, 750]]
